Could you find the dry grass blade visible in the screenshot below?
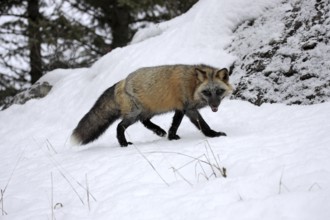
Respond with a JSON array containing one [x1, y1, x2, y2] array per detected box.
[[36, 139, 97, 204], [217, 154, 227, 177], [170, 167, 193, 187], [1, 147, 26, 216], [278, 169, 289, 194], [46, 139, 57, 154], [50, 172, 55, 220], [176, 154, 205, 171], [196, 160, 209, 181], [1, 189, 7, 215], [47, 154, 97, 202], [203, 153, 217, 178], [86, 174, 91, 211], [132, 144, 170, 187], [147, 151, 212, 166], [204, 140, 227, 178], [148, 148, 227, 184], [57, 167, 85, 205], [308, 183, 322, 191], [3, 149, 25, 194]]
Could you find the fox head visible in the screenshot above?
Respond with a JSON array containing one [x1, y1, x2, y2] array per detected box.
[[194, 67, 233, 112]]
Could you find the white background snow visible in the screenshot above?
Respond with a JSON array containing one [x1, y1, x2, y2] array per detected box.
[[1, 0, 330, 219]]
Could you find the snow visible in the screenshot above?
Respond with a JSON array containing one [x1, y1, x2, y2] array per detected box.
[[1, 0, 330, 219]]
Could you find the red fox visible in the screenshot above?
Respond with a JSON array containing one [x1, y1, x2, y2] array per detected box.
[[71, 64, 233, 147]]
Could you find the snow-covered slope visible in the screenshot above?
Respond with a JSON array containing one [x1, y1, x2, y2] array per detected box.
[[1, 0, 330, 219]]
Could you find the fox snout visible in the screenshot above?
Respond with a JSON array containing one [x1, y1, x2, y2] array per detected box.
[[208, 95, 221, 112], [209, 100, 221, 112]]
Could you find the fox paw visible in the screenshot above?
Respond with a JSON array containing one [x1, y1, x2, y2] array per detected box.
[[216, 131, 227, 137], [168, 134, 181, 140], [155, 129, 167, 137], [120, 141, 133, 147], [205, 130, 226, 137]]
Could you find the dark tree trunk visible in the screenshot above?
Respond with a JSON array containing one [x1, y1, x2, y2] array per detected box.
[[27, 0, 42, 84], [110, 3, 131, 48]]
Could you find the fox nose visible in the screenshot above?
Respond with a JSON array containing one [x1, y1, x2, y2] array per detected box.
[[211, 105, 218, 112], [209, 98, 221, 112], [207, 92, 221, 112]]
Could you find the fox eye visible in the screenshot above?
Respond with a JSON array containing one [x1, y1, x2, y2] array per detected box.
[[202, 90, 211, 96], [216, 89, 225, 96]]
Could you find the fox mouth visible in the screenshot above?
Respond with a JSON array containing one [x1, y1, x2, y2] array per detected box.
[[210, 106, 218, 112]]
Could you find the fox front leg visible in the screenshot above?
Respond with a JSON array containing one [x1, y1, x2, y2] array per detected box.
[[186, 109, 226, 137], [168, 110, 184, 140]]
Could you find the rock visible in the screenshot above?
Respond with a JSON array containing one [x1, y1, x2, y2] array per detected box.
[[1, 81, 52, 110], [227, 0, 330, 105], [302, 42, 317, 50]]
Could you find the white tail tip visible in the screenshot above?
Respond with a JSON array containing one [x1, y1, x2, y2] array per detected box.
[[70, 133, 82, 146]]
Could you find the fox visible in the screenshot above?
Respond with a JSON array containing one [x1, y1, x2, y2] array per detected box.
[[71, 64, 233, 147]]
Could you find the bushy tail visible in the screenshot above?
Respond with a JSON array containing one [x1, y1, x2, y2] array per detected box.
[[70, 84, 120, 146]]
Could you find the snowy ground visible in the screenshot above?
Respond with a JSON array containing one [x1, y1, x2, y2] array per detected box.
[[1, 0, 330, 219], [2, 101, 330, 220]]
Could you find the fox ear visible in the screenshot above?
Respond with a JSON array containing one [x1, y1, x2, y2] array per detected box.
[[195, 68, 207, 82], [216, 68, 229, 82]]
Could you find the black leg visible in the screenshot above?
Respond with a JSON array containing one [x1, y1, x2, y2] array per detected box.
[[141, 118, 167, 137], [168, 110, 184, 140], [117, 118, 137, 147], [186, 110, 226, 137]]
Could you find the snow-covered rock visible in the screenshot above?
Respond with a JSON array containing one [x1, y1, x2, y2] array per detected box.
[[228, 0, 330, 105], [1, 81, 52, 110]]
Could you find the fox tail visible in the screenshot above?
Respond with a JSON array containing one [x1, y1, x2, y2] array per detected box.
[[70, 84, 120, 145]]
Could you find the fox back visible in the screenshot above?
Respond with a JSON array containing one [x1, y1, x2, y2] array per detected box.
[[122, 64, 232, 115]]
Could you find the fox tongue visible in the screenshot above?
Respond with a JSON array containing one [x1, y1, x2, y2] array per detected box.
[[211, 106, 218, 112]]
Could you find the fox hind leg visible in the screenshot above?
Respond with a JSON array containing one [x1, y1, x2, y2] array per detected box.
[[117, 117, 138, 147]]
